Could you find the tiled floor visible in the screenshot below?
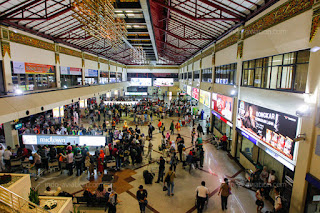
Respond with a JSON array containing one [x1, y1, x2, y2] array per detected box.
[[31, 101, 273, 213]]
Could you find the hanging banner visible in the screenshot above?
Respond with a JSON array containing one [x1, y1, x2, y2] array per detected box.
[[212, 93, 233, 122], [199, 90, 211, 108], [100, 71, 109, 77], [85, 69, 98, 77], [153, 78, 174, 86], [192, 88, 199, 100], [237, 100, 298, 161], [60, 66, 82, 75], [13, 62, 55, 74]]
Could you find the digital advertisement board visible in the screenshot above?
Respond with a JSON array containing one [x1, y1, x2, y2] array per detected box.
[[125, 92, 148, 96], [192, 88, 199, 100], [79, 99, 87, 109], [187, 86, 192, 96], [236, 100, 298, 161], [212, 93, 233, 122], [52, 106, 64, 118], [199, 90, 211, 108], [130, 78, 152, 86], [22, 135, 105, 146], [153, 78, 174, 86]]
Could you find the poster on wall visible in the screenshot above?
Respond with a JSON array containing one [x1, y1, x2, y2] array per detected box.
[[85, 69, 98, 77], [212, 93, 233, 121], [130, 78, 152, 86], [187, 86, 192, 96], [52, 106, 64, 118], [236, 100, 298, 160], [199, 90, 211, 108], [79, 99, 87, 109], [13, 62, 55, 74], [153, 78, 174, 86], [60, 67, 82, 75], [192, 88, 199, 100]]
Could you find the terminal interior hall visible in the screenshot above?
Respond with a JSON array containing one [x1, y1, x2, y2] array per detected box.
[[0, 0, 319, 212]]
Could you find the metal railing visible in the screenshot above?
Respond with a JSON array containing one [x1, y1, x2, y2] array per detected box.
[[0, 185, 50, 213]]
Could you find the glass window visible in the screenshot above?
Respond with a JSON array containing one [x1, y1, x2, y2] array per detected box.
[[241, 49, 310, 92], [194, 70, 200, 81], [241, 137, 254, 160], [201, 68, 212, 83], [214, 63, 237, 85]]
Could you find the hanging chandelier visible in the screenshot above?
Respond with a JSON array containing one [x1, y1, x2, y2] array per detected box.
[[130, 46, 148, 64], [72, 0, 127, 48]]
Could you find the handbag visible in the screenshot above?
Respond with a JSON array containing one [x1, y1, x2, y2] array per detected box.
[[163, 185, 168, 191]]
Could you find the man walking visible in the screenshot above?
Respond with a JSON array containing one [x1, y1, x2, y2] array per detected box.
[[164, 166, 176, 196], [155, 156, 165, 183], [170, 121, 174, 135], [136, 185, 148, 213], [218, 178, 231, 211], [196, 181, 209, 213]]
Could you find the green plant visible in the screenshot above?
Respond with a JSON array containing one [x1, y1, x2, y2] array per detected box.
[[28, 188, 40, 206], [71, 206, 84, 213]]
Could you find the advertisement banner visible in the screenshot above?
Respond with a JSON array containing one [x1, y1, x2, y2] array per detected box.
[[199, 90, 211, 108], [100, 71, 109, 78], [13, 62, 55, 74], [130, 78, 152, 86], [60, 66, 82, 75], [187, 86, 192, 96], [79, 99, 87, 109], [22, 135, 105, 146], [212, 93, 233, 122], [237, 100, 298, 161], [125, 92, 148, 96], [25, 62, 55, 74], [85, 69, 98, 77], [52, 106, 64, 118], [192, 88, 199, 100], [153, 78, 174, 86]]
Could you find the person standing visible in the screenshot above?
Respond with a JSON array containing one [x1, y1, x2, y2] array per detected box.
[[164, 166, 176, 196], [197, 124, 203, 137], [66, 150, 74, 176], [205, 121, 210, 135], [108, 189, 118, 213], [196, 181, 209, 213], [170, 121, 174, 135], [156, 156, 165, 183], [182, 148, 187, 169], [136, 185, 148, 213], [75, 150, 83, 176], [218, 178, 231, 211], [273, 187, 283, 213], [199, 147, 204, 168], [161, 123, 166, 138], [256, 187, 265, 213], [146, 140, 153, 161], [191, 128, 196, 145], [0, 145, 5, 172]]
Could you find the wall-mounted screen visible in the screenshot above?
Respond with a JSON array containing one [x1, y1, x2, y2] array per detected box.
[[153, 78, 174, 86], [212, 93, 233, 121], [131, 78, 152, 86]]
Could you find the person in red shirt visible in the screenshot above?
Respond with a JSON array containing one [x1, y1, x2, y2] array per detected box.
[[220, 134, 228, 151], [66, 143, 72, 152]]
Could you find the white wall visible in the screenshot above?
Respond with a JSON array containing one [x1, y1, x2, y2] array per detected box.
[[194, 60, 200, 70], [60, 54, 82, 68], [202, 55, 212, 69], [127, 68, 178, 73], [85, 59, 98, 70], [10, 42, 55, 65], [110, 65, 116, 72], [215, 44, 237, 66], [100, 62, 108, 71]]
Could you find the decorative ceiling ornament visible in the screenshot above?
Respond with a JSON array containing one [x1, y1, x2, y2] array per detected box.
[[130, 46, 148, 64], [72, 0, 127, 48]]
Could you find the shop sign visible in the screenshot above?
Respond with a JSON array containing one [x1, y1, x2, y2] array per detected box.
[[212, 110, 233, 127], [125, 92, 148, 96], [60, 66, 82, 75], [199, 90, 211, 108], [237, 100, 298, 161], [52, 106, 64, 118], [192, 88, 199, 100], [22, 135, 105, 146], [212, 92, 233, 122], [85, 69, 98, 77], [13, 61, 55, 74]]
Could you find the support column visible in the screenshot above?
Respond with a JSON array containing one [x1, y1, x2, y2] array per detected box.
[[55, 44, 61, 88], [97, 58, 101, 84], [290, 3, 320, 211], [0, 26, 13, 93], [3, 122, 19, 148], [230, 28, 243, 158], [81, 53, 85, 85]]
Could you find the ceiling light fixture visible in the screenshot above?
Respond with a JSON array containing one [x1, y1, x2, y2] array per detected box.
[[72, 0, 127, 48], [127, 14, 135, 16]]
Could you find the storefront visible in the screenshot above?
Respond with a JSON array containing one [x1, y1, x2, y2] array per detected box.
[[84, 69, 98, 85], [100, 70, 109, 84], [60, 66, 82, 87], [236, 100, 298, 204], [12, 61, 56, 91], [305, 174, 320, 212], [110, 72, 116, 83], [211, 92, 234, 151]]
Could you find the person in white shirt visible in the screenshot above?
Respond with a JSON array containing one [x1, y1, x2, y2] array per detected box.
[[3, 146, 12, 172], [0, 145, 5, 172], [66, 150, 74, 176], [274, 187, 282, 212], [196, 181, 209, 213]]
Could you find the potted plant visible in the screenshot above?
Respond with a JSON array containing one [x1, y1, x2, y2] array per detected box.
[[28, 187, 40, 209]]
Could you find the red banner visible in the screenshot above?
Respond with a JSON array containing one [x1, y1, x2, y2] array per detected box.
[[25, 62, 55, 74]]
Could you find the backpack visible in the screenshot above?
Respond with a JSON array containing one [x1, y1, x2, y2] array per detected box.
[[165, 172, 173, 183]]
